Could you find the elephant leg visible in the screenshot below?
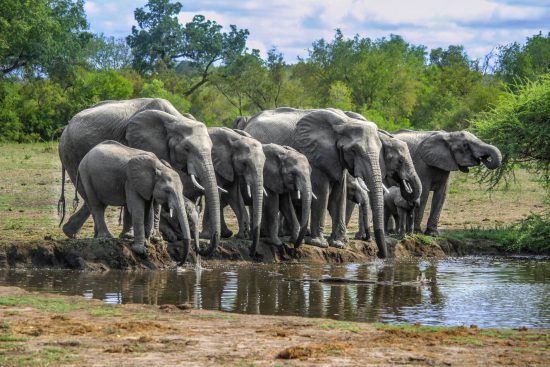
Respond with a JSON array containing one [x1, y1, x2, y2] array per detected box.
[[415, 186, 430, 233], [425, 180, 448, 236], [263, 192, 282, 247], [345, 200, 355, 227], [79, 175, 112, 239], [126, 190, 147, 255], [62, 203, 91, 238], [397, 207, 407, 238], [119, 207, 134, 239], [144, 201, 154, 239], [357, 204, 370, 240], [280, 193, 299, 243], [307, 169, 329, 248], [327, 174, 347, 248], [228, 185, 250, 240], [406, 209, 414, 235], [149, 202, 163, 242]]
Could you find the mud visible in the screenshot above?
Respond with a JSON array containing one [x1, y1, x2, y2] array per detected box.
[[0, 235, 506, 270], [0, 286, 548, 366]]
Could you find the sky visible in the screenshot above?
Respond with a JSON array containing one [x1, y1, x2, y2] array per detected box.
[[84, 0, 549, 62]]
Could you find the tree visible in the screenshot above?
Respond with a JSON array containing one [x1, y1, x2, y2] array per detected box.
[[0, 0, 90, 77], [86, 35, 132, 70], [126, 0, 184, 73]]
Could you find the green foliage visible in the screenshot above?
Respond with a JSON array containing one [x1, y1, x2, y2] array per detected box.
[[139, 78, 191, 112], [327, 81, 354, 110], [86, 34, 132, 70], [473, 75, 550, 186], [0, 0, 91, 77], [448, 213, 550, 253]]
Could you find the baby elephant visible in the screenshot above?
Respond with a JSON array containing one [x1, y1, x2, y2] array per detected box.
[[159, 197, 201, 254], [384, 186, 419, 237], [77, 141, 191, 259]]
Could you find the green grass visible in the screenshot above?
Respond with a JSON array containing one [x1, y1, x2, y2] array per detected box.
[[88, 305, 123, 317], [0, 346, 77, 367], [196, 313, 239, 320], [374, 323, 448, 333], [0, 295, 80, 313], [317, 320, 363, 333]]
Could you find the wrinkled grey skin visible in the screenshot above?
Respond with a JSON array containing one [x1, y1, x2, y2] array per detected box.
[[239, 143, 312, 248], [159, 197, 201, 255], [179, 127, 266, 257], [384, 186, 419, 237], [77, 141, 191, 260], [241, 108, 387, 257], [394, 130, 502, 235], [340, 115, 422, 240], [344, 173, 371, 240], [58, 98, 221, 256]]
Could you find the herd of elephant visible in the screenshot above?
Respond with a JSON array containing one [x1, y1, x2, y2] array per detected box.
[[57, 98, 502, 262]]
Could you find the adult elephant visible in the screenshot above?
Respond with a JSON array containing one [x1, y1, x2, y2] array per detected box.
[[394, 130, 502, 235], [58, 98, 221, 256], [242, 108, 388, 258], [178, 127, 266, 257]]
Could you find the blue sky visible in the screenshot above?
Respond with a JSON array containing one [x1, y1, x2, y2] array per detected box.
[[84, 0, 549, 61]]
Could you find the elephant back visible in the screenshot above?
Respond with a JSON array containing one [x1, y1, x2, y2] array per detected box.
[[244, 108, 310, 145]]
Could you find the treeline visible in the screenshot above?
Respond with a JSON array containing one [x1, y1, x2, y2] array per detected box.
[[1, 1, 549, 183]]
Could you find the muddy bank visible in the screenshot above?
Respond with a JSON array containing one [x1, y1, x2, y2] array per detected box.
[[0, 234, 507, 270], [0, 286, 548, 366]]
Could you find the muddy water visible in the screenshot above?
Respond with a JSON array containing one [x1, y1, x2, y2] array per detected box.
[[1, 257, 548, 328]]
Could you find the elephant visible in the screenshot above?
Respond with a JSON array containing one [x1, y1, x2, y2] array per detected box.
[[178, 127, 266, 257], [76, 141, 191, 260], [58, 98, 221, 256], [384, 186, 420, 237], [394, 130, 502, 235], [241, 107, 388, 257], [159, 197, 201, 255], [344, 173, 371, 240], [239, 143, 313, 247]]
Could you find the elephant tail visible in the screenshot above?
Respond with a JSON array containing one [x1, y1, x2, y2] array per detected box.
[[72, 170, 80, 211], [57, 166, 66, 226]]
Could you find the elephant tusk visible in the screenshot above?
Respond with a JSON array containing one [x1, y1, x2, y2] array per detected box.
[[191, 175, 205, 191], [403, 179, 413, 194], [218, 186, 228, 194], [382, 183, 390, 194], [312, 192, 318, 200], [297, 190, 301, 200], [263, 188, 268, 197], [247, 185, 251, 198], [195, 196, 201, 207], [169, 208, 174, 218], [357, 177, 370, 192]]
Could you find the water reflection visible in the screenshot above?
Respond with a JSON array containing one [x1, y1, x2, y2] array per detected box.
[[0, 257, 548, 328]]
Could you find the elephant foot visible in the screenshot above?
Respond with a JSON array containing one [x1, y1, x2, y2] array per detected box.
[[354, 232, 371, 241], [62, 224, 78, 239], [249, 249, 263, 261], [221, 228, 233, 238], [414, 228, 423, 234], [131, 243, 147, 256], [265, 236, 284, 247], [235, 229, 250, 240], [306, 236, 329, 248], [119, 231, 134, 240], [199, 230, 211, 240], [424, 228, 440, 237], [328, 238, 345, 249]]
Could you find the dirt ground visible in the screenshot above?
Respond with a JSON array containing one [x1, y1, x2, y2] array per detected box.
[[0, 286, 548, 367]]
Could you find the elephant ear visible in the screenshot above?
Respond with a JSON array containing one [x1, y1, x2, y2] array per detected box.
[[210, 129, 234, 182], [127, 154, 157, 200], [344, 111, 367, 121], [125, 110, 181, 162], [378, 129, 394, 138], [281, 145, 299, 153], [420, 132, 459, 171], [160, 159, 173, 169], [182, 112, 196, 120], [295, 109, 344, 177], [263, 145, 285, 193]]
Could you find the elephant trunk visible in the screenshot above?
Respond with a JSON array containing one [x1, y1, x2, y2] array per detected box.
[[296, 177, 312, 247], [172, 198, 191, 264], [195, 154, 220, 256], [362, 152, 387, 258], [479, 144, 502, 170], [249, 170, 264, 257], [399, 164, 422, 202]]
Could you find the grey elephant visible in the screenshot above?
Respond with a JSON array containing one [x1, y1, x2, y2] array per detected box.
[[394, 130, 502, 235], [241, 108, 388, 257], [77, 141, 191, 260], [58, 98, 221, 256], [384, 186, 419, 237], [177, 127, 266, 257], [159, 197, 201, 255], [240, 143, 313, 247]]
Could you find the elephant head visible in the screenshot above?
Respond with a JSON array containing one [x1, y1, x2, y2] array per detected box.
[[127, 155, 191, 262], [209, 127, 266, 256], [125, 110, 220, 256], [263, 144, 313, 246], [347, 174, 369, 205], [420, 131, 502, 172], [378, 131, 422, 202], [296, 109, 387, 257]]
